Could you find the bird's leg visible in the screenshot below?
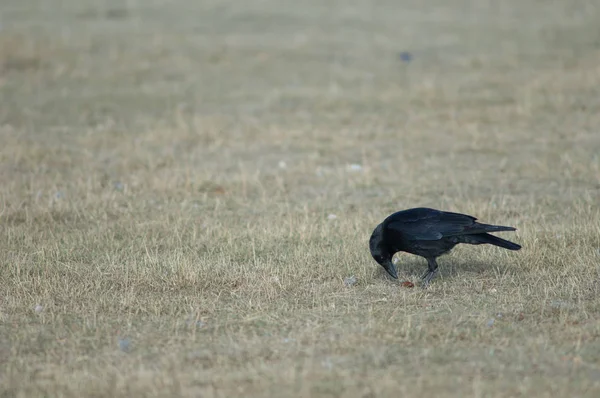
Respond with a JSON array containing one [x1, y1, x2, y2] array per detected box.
[[420, 258, 437, 279], [421, 258, 439, 288]]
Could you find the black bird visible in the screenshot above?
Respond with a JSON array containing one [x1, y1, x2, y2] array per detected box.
[[369, 207, 521, 287]]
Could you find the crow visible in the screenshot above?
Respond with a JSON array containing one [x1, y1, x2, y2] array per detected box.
[[369, 207, 521, 287]]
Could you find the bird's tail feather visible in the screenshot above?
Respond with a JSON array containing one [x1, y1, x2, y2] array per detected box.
[[472, 233, 521, 251], [479, 223, 517, 233]]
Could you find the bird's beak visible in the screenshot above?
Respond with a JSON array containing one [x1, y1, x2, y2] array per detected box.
[[384, 262, 398, 279]]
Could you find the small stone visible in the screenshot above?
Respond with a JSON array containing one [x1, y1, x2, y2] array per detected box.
[[278, 161, 287, 169], [344, 275, 357, 287], [186, 319, 206, 328], [399, 51, 413, 62], [550, 300, 572, 310], [347, 163, 363, 172], [34, 305, 43, 313], [118, 338, 131, 352], [487, 319, 495, 327], [327, 214, 337, 220]]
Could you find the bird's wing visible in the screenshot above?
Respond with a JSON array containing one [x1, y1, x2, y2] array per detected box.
[[384, 209, 480, 241]]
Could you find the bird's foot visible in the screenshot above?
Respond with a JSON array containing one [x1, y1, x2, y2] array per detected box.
[[421, 269, 438, 288]]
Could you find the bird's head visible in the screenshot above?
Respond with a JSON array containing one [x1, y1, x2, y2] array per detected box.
[[369, 223, 398, 279]]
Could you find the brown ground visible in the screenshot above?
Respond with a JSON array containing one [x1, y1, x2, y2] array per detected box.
[[1, 0, 600, 396]]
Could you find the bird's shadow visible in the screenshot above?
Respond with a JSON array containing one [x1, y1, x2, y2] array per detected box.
[[382, 256, 505, 282]]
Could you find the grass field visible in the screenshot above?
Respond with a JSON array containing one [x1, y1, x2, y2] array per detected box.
[[2, 0, 600, 396]]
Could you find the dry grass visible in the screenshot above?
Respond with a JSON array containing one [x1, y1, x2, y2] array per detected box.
[[2, 0, 600, 396]]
